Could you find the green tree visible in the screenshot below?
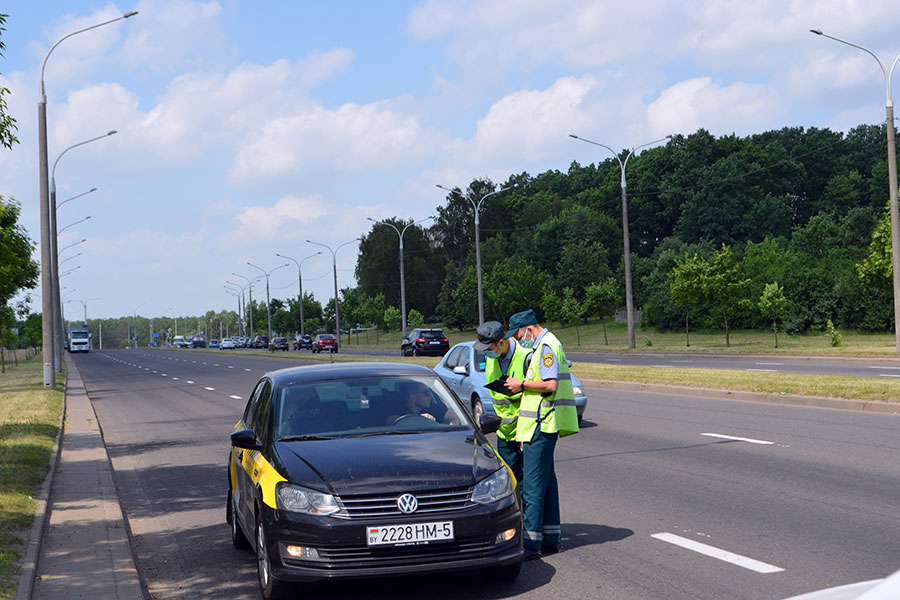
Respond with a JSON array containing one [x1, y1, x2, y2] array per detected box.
[[705, 244, 752, 347], [758, 282, 788, 348], [584, 278, 619, 345], [383, 306, 401, 332], [0, 14, 19, 150], [557, 287, 584, 344], [857, 202, 892, 290], [407, 309, 424, 329], [0, 197, 39, 321], [670, 253, 709, 347], [484, 260, 549, 325]]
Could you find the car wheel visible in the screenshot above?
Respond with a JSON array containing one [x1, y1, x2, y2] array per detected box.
[[256, 512, 288, 599], [482, 560, 522, 582], [412, 347, 419, 357], [227, 488, 250, 550], [471, 397, 484, 422]]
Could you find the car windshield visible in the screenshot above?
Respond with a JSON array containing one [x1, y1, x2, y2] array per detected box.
[[274, 376, 470, 440], [71, 332, 89, 339]]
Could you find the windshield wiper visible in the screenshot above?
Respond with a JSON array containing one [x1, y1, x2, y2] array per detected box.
[[278, 434, 334, 441], [347, 430, 423, 438]]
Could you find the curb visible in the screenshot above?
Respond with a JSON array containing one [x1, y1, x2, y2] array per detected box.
[[15, 364, 67, 600], [585, 378, 900, 415]]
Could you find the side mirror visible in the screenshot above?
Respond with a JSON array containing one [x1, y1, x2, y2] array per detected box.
[[478, 414, 502, 435], [453, 365, 468, 375], [230, 428, 262, 451]]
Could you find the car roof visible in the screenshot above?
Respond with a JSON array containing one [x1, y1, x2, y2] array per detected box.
[[266, 361, 435, 386]]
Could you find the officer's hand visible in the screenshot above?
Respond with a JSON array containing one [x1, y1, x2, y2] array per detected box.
[[504, 377, 521, 392]]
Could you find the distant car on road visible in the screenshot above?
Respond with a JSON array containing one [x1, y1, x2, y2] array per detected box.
[[294, 334, 312, 350], [312, 333, 338, 353], [220, 338, 237, 349], [172, 335, 189, 348], [401, 328, 449, 357], [434, 341, 587, 425], [210, 339, 220, 348], [191, 335, 207, 348], [271, 337, 290, 351], [251, 335, 269, 349]]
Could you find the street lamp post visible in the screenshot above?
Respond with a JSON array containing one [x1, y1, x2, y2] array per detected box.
[[226, 280, 250, 337], [276, 251, 322, 336], [569, 133, 673, 349], [133, 302, 145, 349], [307, 238, 360, 342], [232, 273, 261, 339], [57, 187, 97, 210], [366, 216, 434, 335], [37, 9, 137, 386], [50, 132, 115, 371], [436, 184, 517, 325], [811, 29, 900, 352], [247, 262, 289, 342]]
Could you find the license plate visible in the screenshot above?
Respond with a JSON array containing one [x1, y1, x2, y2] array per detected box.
[[367, 521, 454, 546], [429, 341, 440, 345]]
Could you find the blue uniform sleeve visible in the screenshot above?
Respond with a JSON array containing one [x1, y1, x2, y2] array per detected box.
[[538, 343, 559, 381]]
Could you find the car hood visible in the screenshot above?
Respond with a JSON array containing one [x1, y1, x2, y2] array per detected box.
[[273, 430, 501, 495]]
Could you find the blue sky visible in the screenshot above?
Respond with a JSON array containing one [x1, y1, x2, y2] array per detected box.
[[2, 0, 899, 322]]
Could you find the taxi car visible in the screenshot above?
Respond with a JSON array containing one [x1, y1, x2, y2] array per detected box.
[[227, 362, 523, 599]]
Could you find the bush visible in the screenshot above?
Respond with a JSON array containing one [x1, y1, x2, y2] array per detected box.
[[825, 319, 842, 347]]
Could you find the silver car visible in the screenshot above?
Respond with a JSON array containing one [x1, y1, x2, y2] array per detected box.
[[434, 341, 587, 424]]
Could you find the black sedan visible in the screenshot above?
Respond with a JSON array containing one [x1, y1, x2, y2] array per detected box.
[[227, 362, 523, 599]]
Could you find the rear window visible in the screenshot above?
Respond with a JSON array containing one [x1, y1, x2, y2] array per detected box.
[[319, 334, 335, 340], [421, 331, 445, 339]]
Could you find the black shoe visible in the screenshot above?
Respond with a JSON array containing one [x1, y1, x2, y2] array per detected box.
[[523, 548, 541, 561], [541, 543, 561, 555]]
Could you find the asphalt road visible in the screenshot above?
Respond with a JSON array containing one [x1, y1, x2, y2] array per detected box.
[[333, 344, 900, 378], [72, 349, 900, 599]]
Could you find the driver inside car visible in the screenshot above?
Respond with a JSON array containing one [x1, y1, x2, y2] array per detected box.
[[386, 381, 459, 426]]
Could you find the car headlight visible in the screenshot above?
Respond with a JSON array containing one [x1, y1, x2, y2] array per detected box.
[[572, 386, 583, 396], [472, 467, 514, 504], [276, 482, 341, 515]]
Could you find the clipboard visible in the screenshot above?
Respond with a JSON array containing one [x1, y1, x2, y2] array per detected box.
[[484, 376, 516, 397]]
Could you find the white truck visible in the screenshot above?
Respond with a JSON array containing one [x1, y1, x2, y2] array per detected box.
[[67, 325, 91, 352]]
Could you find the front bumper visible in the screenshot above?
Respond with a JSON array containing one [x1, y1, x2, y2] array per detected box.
[[260, 495, 522, 583]]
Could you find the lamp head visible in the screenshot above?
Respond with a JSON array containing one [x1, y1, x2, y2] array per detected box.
[[90, 187, 98, 192], [107, 130, 117, 136], [569, 134, 579, 139], [124, 10, 139, 18], [810, 29, 823, 35]]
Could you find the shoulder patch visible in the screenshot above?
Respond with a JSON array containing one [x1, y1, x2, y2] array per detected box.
[[543, 354, 554, 368]]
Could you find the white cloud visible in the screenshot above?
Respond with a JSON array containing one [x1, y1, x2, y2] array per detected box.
[[234, 195, 334, 238], [646, 77, 785, 138]]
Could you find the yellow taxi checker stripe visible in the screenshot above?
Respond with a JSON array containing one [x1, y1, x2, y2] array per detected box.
[[250, 452, 287, 509]]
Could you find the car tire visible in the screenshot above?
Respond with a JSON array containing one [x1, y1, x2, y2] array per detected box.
[[471, 397, 484, 422], [412, 347, 419, 357], [482, 560, 522, 582], [227, 489, 250, 550], [256, 512, 288, 599]]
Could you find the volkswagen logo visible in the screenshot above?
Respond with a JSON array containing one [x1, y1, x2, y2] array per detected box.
[[397, 493, 418, 514]]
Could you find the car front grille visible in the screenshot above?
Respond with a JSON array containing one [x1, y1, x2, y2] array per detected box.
[[311, 533, 508, 565], [337, 488, 474, 519]]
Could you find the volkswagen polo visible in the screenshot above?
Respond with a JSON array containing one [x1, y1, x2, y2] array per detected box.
[[227, 362, 522, 599]]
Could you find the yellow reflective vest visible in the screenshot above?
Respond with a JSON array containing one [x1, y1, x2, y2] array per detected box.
[[515, 330, 579, 441], [484, 338, 529, 440]]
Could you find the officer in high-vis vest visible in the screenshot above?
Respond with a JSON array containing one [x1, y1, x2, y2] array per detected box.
[[501, 309, 579, 560], [474, 320, 529, 484]]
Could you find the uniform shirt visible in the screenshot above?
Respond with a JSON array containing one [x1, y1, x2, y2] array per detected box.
[[531, 329, 560, 381], [498, 339, 517, 376]]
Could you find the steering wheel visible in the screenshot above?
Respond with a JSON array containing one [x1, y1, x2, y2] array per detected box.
[[391, 413, 432, 426]]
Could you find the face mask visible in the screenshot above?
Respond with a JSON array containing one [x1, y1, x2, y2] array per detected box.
[[519, 329, 535, 349], [484, 350, 500, 359]]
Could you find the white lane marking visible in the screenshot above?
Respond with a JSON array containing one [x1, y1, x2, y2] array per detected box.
[[214, 364, 220, 367], [205, 386, 215, 391], [870, 365, 900, 369], [651, 533, 784, 574], [604, 358, 623, 362], [879, 374, 900, 378], [755, 362, 783, 366], [162, 374, 167, 377], [244, 368, 252, 372], [172, 377, 179, 380], [746, 368, 777, 372], [672, 360, 693, 363], [186, 380, 194, 384], [701, 433, 774, 445], [228, 366, 234, 369], [652, 365, 675, 368], [152, 371, 157, 374], [229, 395, 242, 400]]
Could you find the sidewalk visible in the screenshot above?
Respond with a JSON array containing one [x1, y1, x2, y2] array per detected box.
[[17, 359, 143, 600]]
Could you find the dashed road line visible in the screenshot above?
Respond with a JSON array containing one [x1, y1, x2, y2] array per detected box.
[[651, 533, 784, 573], [746, 368, 777, 372], [229, 395, 242, 400], [205, 386, 215, 391], [700, 433, 774, 445]]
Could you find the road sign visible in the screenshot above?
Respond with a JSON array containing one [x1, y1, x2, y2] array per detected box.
[[152, 333, 159, 338]]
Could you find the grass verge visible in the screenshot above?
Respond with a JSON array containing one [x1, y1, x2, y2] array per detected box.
[[0, 357, 64, 600]]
